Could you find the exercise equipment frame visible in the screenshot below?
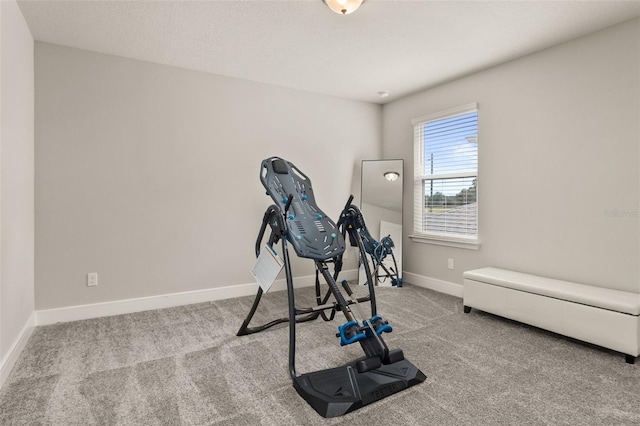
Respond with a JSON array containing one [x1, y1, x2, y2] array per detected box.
[[237, 157, 425, 418]]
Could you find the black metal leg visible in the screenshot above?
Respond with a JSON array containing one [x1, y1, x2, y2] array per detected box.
[[237, 287, 265, 336], [463, 305, 471, 313], [282, 240, 298, 380], [354, 232, 377, 317], [625, 354, 636, 364]]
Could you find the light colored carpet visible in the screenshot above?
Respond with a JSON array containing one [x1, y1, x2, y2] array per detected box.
[[1, 284, 639, 425]]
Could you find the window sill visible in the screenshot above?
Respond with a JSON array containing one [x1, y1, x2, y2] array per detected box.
[[409, 234, 481, 250]]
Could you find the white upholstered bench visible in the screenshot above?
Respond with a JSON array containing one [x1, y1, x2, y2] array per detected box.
[[463, 267, 640, 364]]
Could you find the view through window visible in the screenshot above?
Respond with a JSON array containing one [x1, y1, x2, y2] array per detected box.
[[413, 104, 478, 241]]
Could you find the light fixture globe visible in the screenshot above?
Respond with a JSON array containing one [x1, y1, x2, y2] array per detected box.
[[384, 171, 400, 182], [323, 0, 365, 15]]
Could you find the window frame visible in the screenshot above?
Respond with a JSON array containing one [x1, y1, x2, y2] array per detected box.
[[410, 102, 480, 250]]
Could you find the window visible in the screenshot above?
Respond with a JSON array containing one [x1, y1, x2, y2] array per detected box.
[[411, 103, 479, 248]]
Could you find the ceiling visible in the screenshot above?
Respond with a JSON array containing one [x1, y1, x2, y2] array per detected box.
[[362, 159, 403, 211], [17, 0, 640, 104]]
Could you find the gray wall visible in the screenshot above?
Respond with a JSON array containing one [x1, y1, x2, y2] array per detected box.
[[1, 0, 35, 362], [35, 43, 381, 310], [360, 203, 402, 241], [383, 19, 640, 293]]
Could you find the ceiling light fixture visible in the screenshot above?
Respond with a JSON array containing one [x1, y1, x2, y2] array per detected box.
[[323, 0, 365, 15], [384, 171, 400, 182]]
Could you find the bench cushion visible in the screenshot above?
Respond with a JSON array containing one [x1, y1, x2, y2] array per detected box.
[[463, 267, 640, 316]]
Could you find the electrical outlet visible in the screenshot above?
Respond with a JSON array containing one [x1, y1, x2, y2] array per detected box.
[[447, 259, 454, 270], [88, 272, 98, 287]]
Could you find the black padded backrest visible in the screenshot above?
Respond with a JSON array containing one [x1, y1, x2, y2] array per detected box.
[[260, 157, 345, 260]]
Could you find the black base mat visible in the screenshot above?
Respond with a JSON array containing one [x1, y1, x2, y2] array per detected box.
[[292, 357, 426, 418]]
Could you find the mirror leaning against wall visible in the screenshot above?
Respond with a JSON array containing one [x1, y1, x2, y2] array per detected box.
[[359, 159, 403, 287]]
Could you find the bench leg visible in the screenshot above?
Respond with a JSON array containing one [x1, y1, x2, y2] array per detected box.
[[625, 354, 636, 364], [463, 305, 471, 313]]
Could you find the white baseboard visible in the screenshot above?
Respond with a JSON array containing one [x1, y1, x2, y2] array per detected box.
[[403, 272, 463, 298], [36, 269, 358, 326], [0, 311, 36, 389]]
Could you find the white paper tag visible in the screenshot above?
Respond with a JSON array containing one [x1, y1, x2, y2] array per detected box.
[[251, 243, 284, 293]]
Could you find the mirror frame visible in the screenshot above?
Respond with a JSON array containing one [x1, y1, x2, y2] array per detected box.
[[359, 159, 404, 286]]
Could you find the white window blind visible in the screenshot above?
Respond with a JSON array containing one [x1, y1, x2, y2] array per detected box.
[[412, 103, 478, 242]]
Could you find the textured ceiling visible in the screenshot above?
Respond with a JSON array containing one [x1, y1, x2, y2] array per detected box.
[[17, 0, 640, 104]]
